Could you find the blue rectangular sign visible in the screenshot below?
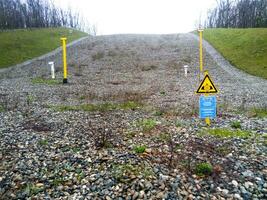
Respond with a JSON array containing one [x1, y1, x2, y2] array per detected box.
[[199, 96, 216, 119]]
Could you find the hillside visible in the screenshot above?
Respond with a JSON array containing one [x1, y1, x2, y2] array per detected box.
[[0, 34, 266, 199], [203, 28, 267, 79], [0, 28, 88, 68]]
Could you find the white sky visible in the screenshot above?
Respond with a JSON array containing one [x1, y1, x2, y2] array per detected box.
[[54, 0, 216, 35]]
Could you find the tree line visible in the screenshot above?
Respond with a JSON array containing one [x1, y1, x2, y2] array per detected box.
[[205, 0, 267, 28], [0, 0, 89, 31]]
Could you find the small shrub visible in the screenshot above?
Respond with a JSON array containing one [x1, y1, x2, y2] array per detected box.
[[107, 50, 117, 57], [52, 105, 79, 112], [126, 131, 136, 138], [38, 139, 48, 146], [175, 144, 183, 151], [92, 51, 104, 61], [154, 110, 164, 116], [24, 183, 44, 196], [231, 121, 241, 129], [166, 60, 180, 69], [141, 64, 157, 71], [64, 163, 75, 172], [0, 104, 5, 112], [137, 119, 157, 132], [181, 56, 192, 64], [51, 178, 64, 187], [112, 163, 153, 182], [79, 95, 86, 100], [76, 171, 85, 182], [251, 107, 267, 118], [160, 91, 166, 96], [26, 95, 35, 105], [175, 120, 182, 127], [119, 101, 141, 110], [195, 162, 213, 176], [133, 145, 146, 153], [216, 145, 231, 155], [93, 127, 114, 149], [74, 63, 85, 76], [213, 165, 222, 175], [158, 133, 171, 142], [71, 147, 80, 153], [112, 164, 138, 182], [109, 90, 148, 103]]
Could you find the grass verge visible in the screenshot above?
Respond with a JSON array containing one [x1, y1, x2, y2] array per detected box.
[[203, 28, 267, 79], [0, 27, 88, 68], [31, 77, 60, 85], [50, 101, 142, 112]]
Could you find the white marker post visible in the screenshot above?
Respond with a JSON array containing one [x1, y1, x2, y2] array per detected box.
[[184, 65, 188, 77], [49, 62, 55, 79]]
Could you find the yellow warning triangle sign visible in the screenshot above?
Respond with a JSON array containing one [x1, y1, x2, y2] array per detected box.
[[196, 74, 218, 93]]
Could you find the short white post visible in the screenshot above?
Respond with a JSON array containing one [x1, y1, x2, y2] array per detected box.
[[184, 65, 188, 77], [49, 62, 55, 79]]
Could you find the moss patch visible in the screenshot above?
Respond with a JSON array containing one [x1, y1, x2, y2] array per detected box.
[[199, 128, 251, 138]]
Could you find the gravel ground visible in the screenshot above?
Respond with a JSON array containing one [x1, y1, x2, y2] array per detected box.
[[0, 34, 266, 200]]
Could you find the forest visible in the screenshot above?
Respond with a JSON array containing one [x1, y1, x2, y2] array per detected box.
[[205, 0, 267, 28], [0, 0, 87, 31]]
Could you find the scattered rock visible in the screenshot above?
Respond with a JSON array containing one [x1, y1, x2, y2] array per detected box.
[[242, 170, 254, 177], [0, 34, 266, 199], [231, 180, 239, 187]]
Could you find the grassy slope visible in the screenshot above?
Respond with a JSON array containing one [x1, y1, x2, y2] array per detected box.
[[0, 27, 88, 68], [203, 28, 267, 79]]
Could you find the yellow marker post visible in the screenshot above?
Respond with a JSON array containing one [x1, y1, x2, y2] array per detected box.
[[198, 29, 204, 82], [61, 37, 68, 83], [199, 29, 203, 72], [204, 70, 210, 126]]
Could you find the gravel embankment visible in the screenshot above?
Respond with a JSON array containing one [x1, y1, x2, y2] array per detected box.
[[0, 34, 266, 199]]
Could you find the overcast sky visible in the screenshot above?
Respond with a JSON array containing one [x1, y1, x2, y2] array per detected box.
[[54, 0, 216, 35]]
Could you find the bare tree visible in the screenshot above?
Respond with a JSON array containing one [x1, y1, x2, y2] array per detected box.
[[0, 0, 90, 31], [205, 0, 267, 28]]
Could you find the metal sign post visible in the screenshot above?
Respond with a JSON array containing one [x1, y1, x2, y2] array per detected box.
[[196, 71, 218, 126], [196, 29, 218, 126]]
